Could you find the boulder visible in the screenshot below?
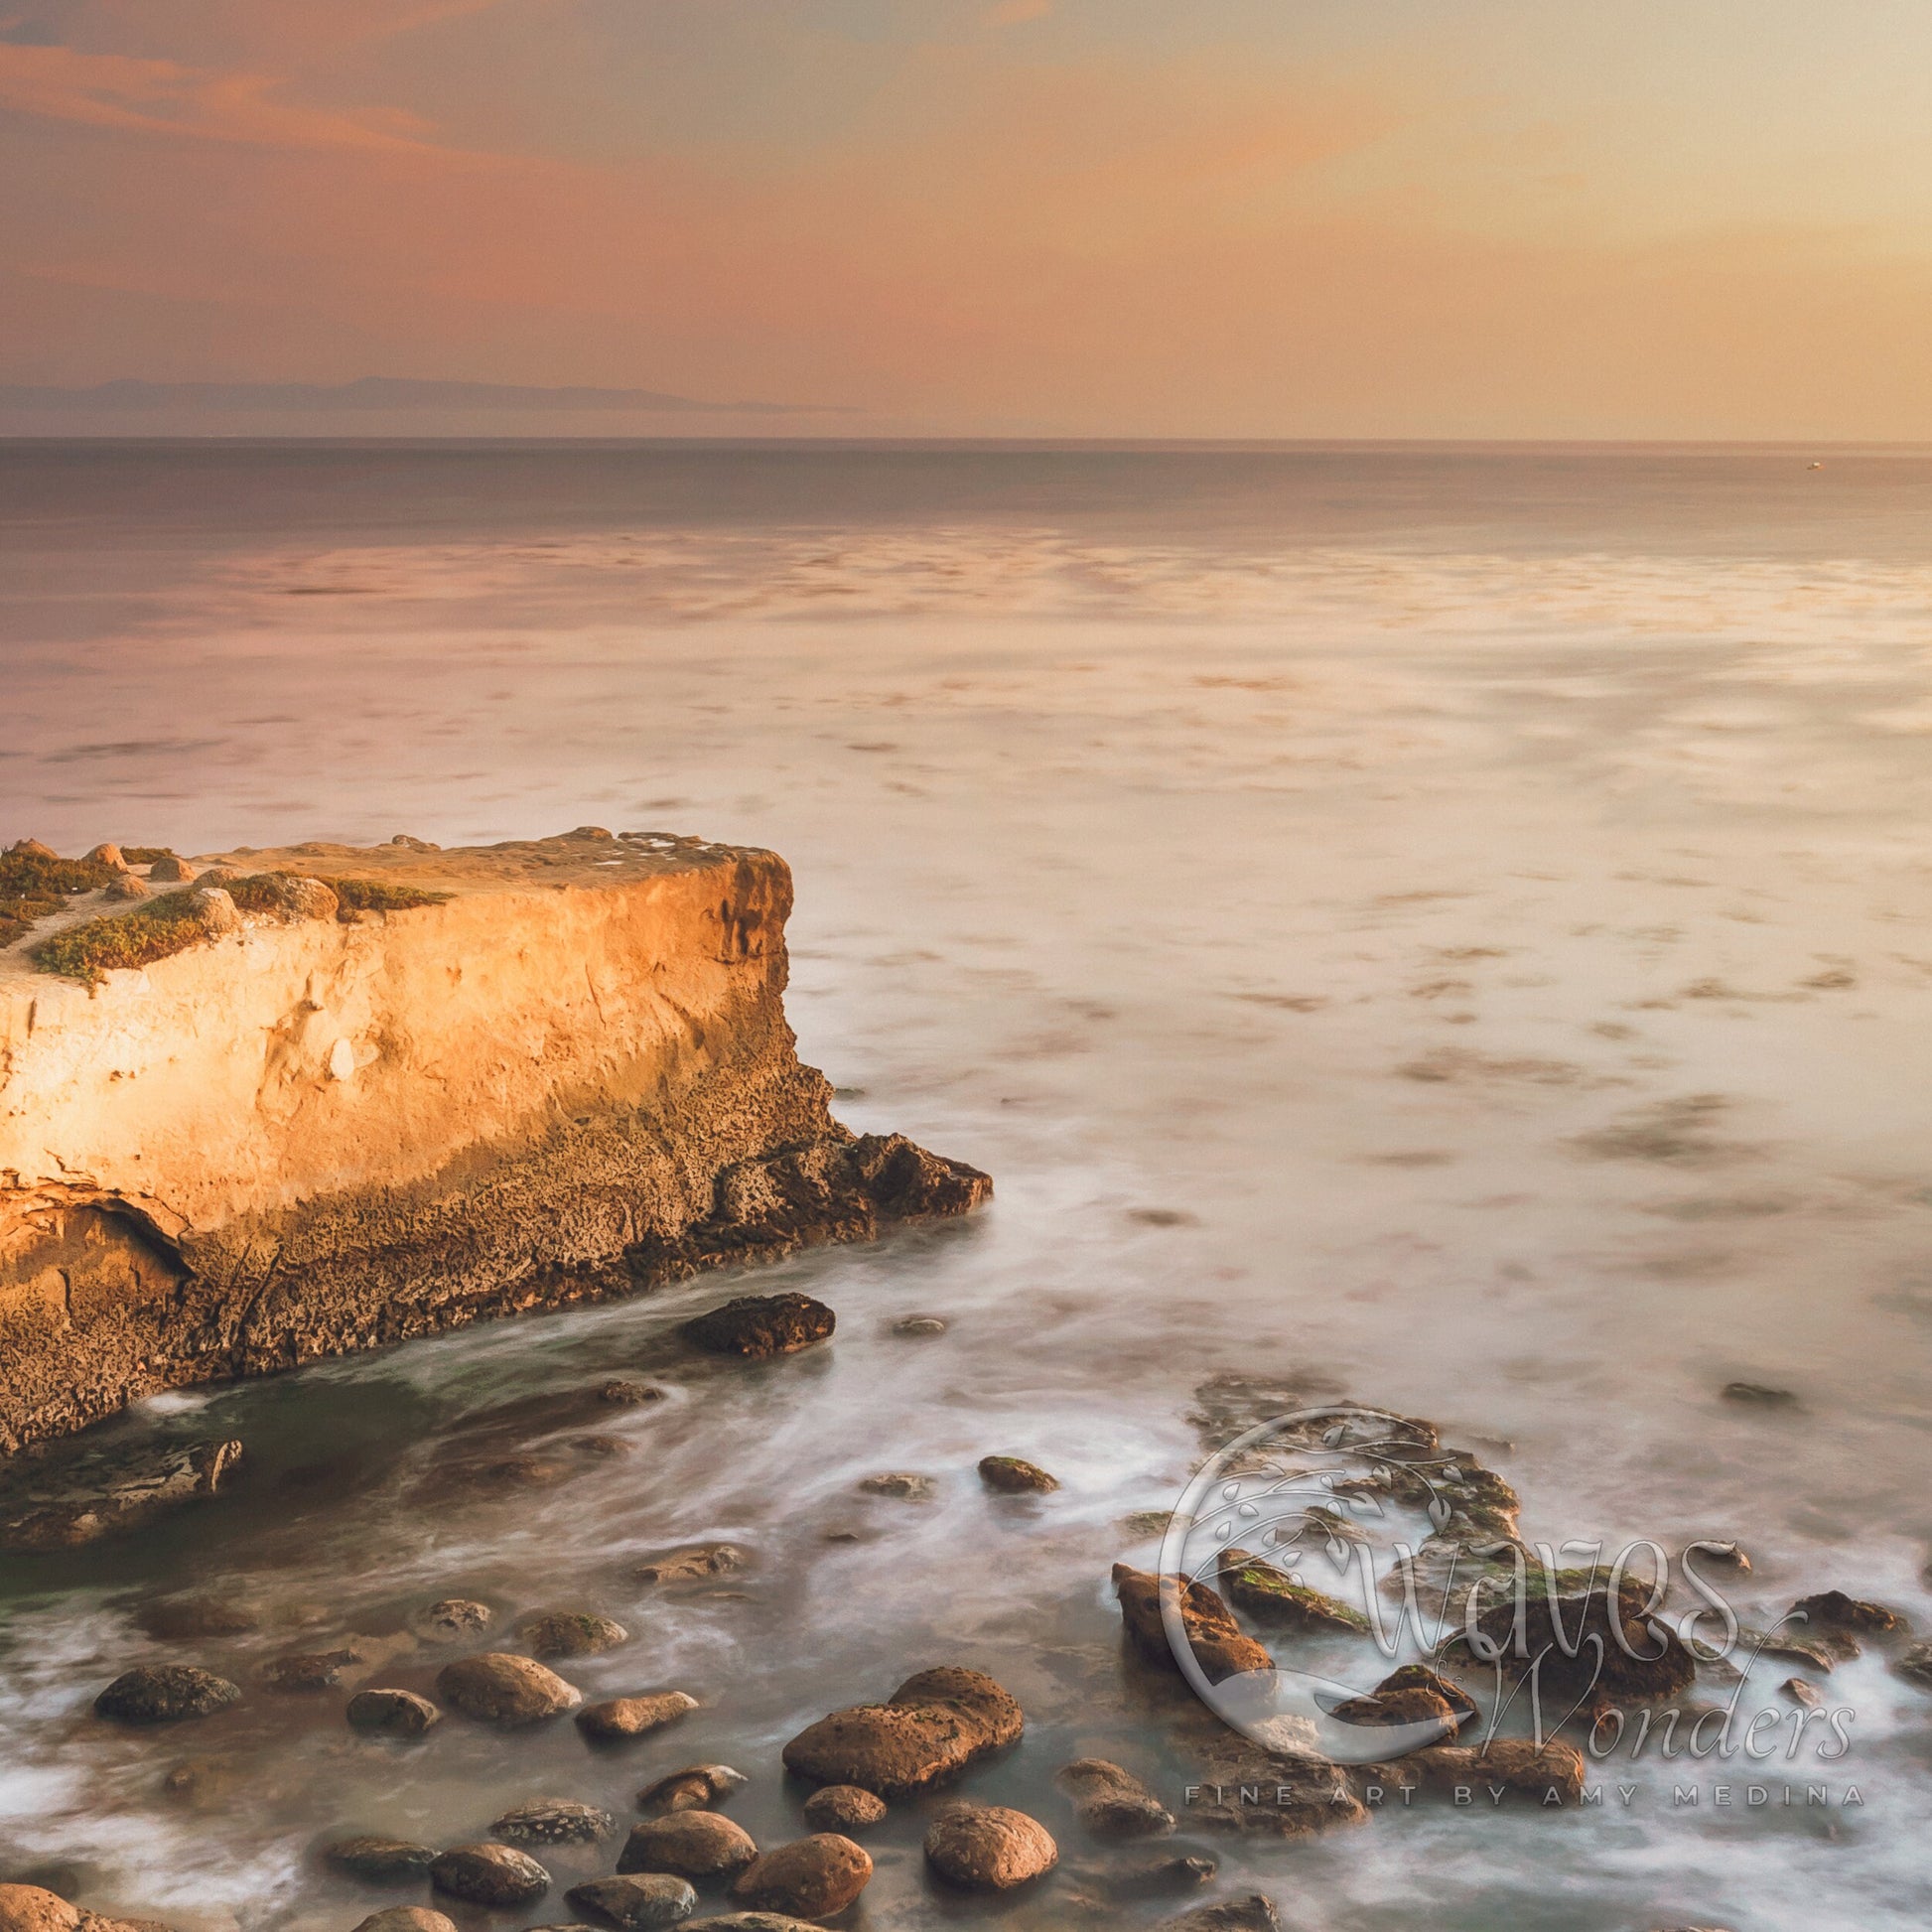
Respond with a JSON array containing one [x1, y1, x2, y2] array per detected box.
[[326, 1838, 438, 1882], [346, 1690, 441, 1736], [1217, 1551, 1367, 1633], [577, 1692, 699, 1740], [1363, 1664, 1477, 1732], [1414, 1738, 1587, 1803], [104, 874, 149, 901], [263, 1648, 361, 1693], [728, 1836, 871, 1919], [856, 1473, 934, 1500], [1781, 1678, 1823, 1710], [1113, 1565, 1273, 1683], [781, 1668, 1023, 1797], [429, 1845, 551, 1908], [1468, 1576, 1696, 1704], [562, 1876, 697, 1931], [1790, 1590, 1903, 1635], [1892, 1643, 1932, 1691], [616, 1814, 759, 1883], [637, 1766, 748, 1815], [922, 1804, 1057, 1891], [0, 1886, 79, 1932], [253, 873, 341, 922], [680, 1295, 834, 1359], [597, 1382, 667, 1407], [348, 1911, 457, 1932], [1075, 1853, 1216, 1899], [412, 1599, 493, 1644], [186, 887, 241, 936], [1325, 1687, 1458, 1744], [492, 1801, 616, 1846], [634, 1547, 746, 1586], [677, 1918, 819, 1931], [978, 1456, 1058, 1495], [1157, 1899, 1282, 1932], [1054, 1758, 1174, 1840], [518, 1612, 629, 1658], [435, 1653, 580, 1725], [147, 856, 196, 883], [95, 1666, 241, 1725], [800, 1787, 885, 1833], [134, 1595, 258, 1641], [85, 844, 129, 869], [8, 839, 59, 860]]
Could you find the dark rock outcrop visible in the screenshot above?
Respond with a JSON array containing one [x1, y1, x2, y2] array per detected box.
[[978, 1456, 1058, 1494], [1113, 1565, 1273, 1682], [680, 1295, 834, 1359], [94, 1666, 241, 1725], [346, 1689, 441, 1736]]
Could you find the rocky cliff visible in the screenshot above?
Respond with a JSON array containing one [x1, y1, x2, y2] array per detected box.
[[0, 829, 989, 1453]]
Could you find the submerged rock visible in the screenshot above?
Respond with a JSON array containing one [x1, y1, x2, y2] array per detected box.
[[1781, 1677, 1823, 1710], [262, 1648, 360, 1693], [1326, 1686, 1459, 1743], [1789, 1590, 1904, 1635], [346, 1689, 441, 1736], [1892, 1643, 1932, 1691], [857, 1471, 935, 1500], [637, 1766, 748, 1815], [326, 1838, 439, 1883], [680, 1295, 835, 1359], [922, 1804, 1057, 1891], [563, 1875, 696, 1930], [576, 1692, 699, 1740], [518, 1611, 629, 1658], [429, 1845, 551, 1908], [0, 1439, 244, 1552], [1074, 1853, 1217, 1899], [1721, 1381, 1799, 1408], [799, 1786, 884, 1833], [95, 1666, 241, 1725], [1157, 1898, 1282, 1932], [1113, 1564, 1273, 1683], [492, 1801, 616, 1847], [892, 1315, 948, 1338], [728, 1836, 872, 1919], [633, 1546, 746, 1586], [616, 1813, 759, 1883], [781, 1667, 1023, 1798], [978, 1455, 1059, 1494], [348, 1910, 457, 1932], [1054, 1758, 1174, 1840], [134, 1594, 258, 1641], [596, 1381, 667, 1407], [435, 1653, 581, 1725], [1414, 1738, 1587, 1803], [1465, 1575, 1696, 1704], [411, 1599, 493, 1644]]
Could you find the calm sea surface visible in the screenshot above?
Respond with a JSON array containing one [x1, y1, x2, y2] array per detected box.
[[4, 441, 1932, 1930]]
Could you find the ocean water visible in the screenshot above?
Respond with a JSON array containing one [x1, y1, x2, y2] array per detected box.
[[4, 440, 1932, 1930]]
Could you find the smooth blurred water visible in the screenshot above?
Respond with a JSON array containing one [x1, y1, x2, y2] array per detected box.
[[3, 441, 1931, 1931]]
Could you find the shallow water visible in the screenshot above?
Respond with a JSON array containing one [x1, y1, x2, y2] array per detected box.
[[4, 441, 1932, 1930]]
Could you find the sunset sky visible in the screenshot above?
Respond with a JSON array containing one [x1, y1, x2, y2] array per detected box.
[[4, 0, 1932, 438]]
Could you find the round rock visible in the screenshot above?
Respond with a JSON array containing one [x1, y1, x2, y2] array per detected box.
[[95, 1666, 242, 1725], [518, 1612, 629, 1659], [327, 1837, 438, 1882], [636, 1765, 748, 1815], [492, 1801, 616, 1847], [616, 1813, 759, 1882], [346, 1689, 441, 1736], [978, 1455, 1059, 1495], [412, 1599, 493, 1644], [435, 1653, 581, 1725], [801, 1786, 886, 1833], [146, 855, 196, 883], [561, 1875, 696, 1931], [923, 1804, 1058, 1891], [680, 1294, 835, 1359], [0, 1886, 79, 1932], [1053, 1758, 1173, 1840], [429, 1844, 551, 1908], [729, 1836, 871, 1920], [576, 1692, 699, 1740], [349, 1911, 458, 1932]]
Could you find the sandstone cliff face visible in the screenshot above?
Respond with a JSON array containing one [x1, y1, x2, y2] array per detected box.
[[0, 831, 989, 1452]]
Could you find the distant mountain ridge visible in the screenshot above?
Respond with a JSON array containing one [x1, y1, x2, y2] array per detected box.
[[0, 377, 849, 415]]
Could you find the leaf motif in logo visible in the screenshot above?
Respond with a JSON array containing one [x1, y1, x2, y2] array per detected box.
[[1426, 1496, 1452, 1531]]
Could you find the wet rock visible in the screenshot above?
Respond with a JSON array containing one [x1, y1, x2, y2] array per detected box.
[[893, 1315, 947, 1338], [327, 1838, 439, 1883], [95, 1666, 241, 1725], [348, 1910, 457, 1932], [674, 1919, 818, 1931], [0, 1439, 244, 1552], [1366, 1665, 1477, 1732], [1157, 1899, 1281, 1932], [728, 1836, 871, 1919], [1181, 1744, 1363, 1838], [0, 1885, 79, 1932], [1414, 1738, 1587, 1803], [518, 1612, 629, 1658], [563, 1876, 696, 1930], [978, 1456, 1059, 1495], [1734, 1626, 1841, 1672], [1688, 1541, 1750, 1574], [411, 1599, 493, 1645], [1466, 1576, 1696, 1704], [134, 1595, 259, 1641], [637, 1766, 748, 1815], [147, 855, 196, 883], [430, 1845, 550, 1909], [435, 1653, 582, 1725], [577, 1692, 699, 1740], [1054, 1758, 1174, 1840], [922, 1804, 1057, 1891], [1790, 1590, 1904, 1635], [1074, 1853, 1217, 1899], [1113, 1564, 1273, 1683], [263, 1648, 361, 1693], [616, 1813, 759, 1883], [1120, 1510, 1177, 1539], [680, 1295, 834, 1359], [1217, 1550, 1368, 1634], [799, 1786, 884, 1833], [597, 1382, 667, 1407], [1892, 1643, 1932, 1691], [346, 1689, 441, 1736], [159, 1757, 243, 1809], [1721, 1381, 1799, 1408], [1781, 1677, 1823, 1710], [857, 1472, 934, 1500], [634, 1546, 746, 1586], [1326, 1687, 1459, 1743], [781, 1667, 1023, 1797], [493, 1801, 616, 1847]]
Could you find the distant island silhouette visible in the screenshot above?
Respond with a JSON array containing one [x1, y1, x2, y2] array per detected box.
[[0, 377, 853, 416]]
